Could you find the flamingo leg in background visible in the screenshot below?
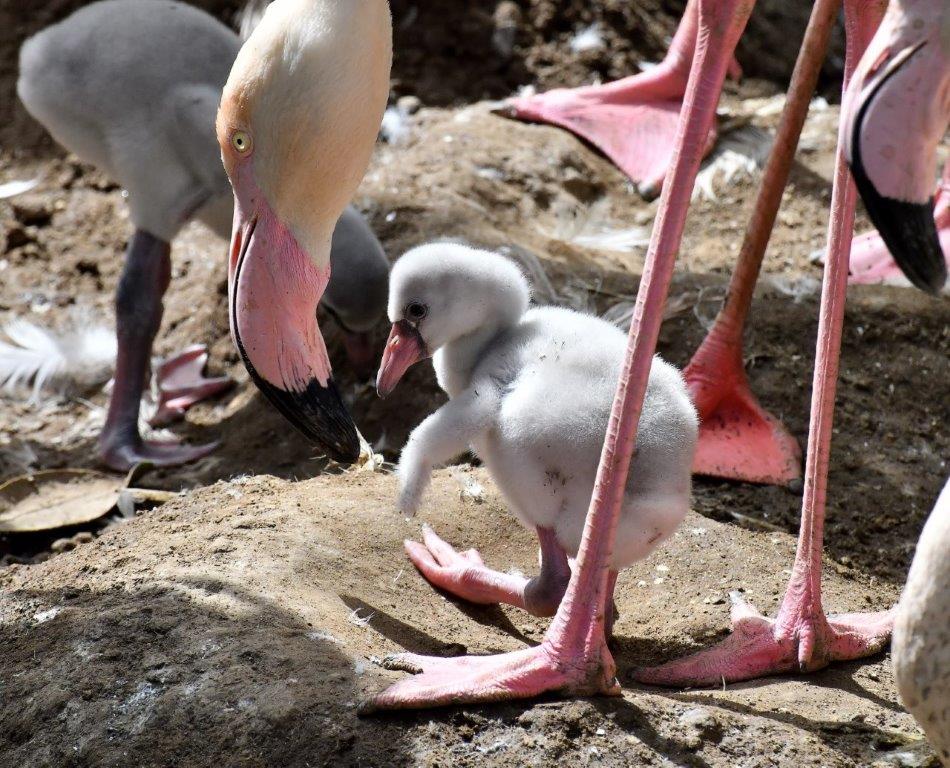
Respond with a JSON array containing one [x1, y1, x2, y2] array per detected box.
[[362, 0, 753, 712], [685, 0, 845, 486], [99, 230, 220, 471], [503, 0, 740, 197], [148, 344, 233, 427], [635, 0, 895, 687]]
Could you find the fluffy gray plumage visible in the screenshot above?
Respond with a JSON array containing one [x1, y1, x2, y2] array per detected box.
[[390, 242, 698, 569], [17, 0, 388, 332]]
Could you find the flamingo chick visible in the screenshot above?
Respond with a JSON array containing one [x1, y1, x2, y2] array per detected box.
[[375, 243, 698, 626], [893, 478, 950, 763], [17, 0, 390, 470]]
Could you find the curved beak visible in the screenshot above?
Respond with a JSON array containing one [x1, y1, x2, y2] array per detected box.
[[845, 41, 948, 295], [229, 200, 359, 463], [375, 320, 427, 398]]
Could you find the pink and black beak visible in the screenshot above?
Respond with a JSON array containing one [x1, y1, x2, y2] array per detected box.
[[845, 42, 947, 295], [229, 201, 359, 463], [376, 320, 428, 398]]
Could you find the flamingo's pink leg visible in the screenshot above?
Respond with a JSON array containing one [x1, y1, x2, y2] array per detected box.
[[635, 0, 897, 688], [362, 0, 753, 713], [149, 344, 233, 427], [684, 0, 847, 486], [503, 0, 736, 197]]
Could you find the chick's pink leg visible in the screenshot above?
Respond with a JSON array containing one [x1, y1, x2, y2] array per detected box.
[[361, 0, 752, 713], [635, 0, 896, 688], [404, 525, 571, 616]]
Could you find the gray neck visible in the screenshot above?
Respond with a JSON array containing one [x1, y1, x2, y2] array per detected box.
[[434, 320, 512, 398]]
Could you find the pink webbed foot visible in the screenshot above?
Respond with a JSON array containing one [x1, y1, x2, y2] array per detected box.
[[404, 524, 530, 608], [362, 639, 619, 713], [99, 433, 219, 473], [685, 334, 802, 486], [503, 74, 718, 198], [632, 591, 894, 687], [149, 344, 233, 427], [847, 183, 950, 289]]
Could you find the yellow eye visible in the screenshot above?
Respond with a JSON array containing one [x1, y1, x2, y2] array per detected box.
[[231, 130, 252, 154]]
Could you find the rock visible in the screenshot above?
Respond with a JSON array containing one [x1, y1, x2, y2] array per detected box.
[[679, 707, 723, 744], [50, 538, 76, 553], [4, 223, 34, 251], [396, 95, 422, 115], [12, 198, 52, 227]]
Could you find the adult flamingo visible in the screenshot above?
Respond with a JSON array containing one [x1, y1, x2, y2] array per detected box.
[[362, 0, 938, 710], [513, 0, 946, 487], [17, 0, 391, 470], [217, 0, 391, 463]]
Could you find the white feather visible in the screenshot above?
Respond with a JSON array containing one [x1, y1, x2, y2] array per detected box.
[[569, 24, 605, 54], [548, 198, 650, 253], [0, 319, 117, 402], [693, 125, 774, 202], [380, 105, 413, 145], [0, 178, 40, 199]]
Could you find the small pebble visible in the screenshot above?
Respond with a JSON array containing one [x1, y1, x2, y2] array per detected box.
[[51, 538, 76, 553], [396, 95, 422, 115]]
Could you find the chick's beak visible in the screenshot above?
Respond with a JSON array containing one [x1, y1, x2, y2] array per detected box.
[[229, 200, 359, 462], [376, 320, 427, 398]]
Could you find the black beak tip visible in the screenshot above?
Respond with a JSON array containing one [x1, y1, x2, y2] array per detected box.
[[248, 371, 360, 464], [847, 70, 947, 296], [853, 176, 947, 295]]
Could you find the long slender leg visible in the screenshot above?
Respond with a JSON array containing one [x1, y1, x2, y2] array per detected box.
[[362, 0, 753, 713], [99, 229, 218, 471], [398, 525, 571, 615], [503, 0, 731, 196], [685, 0, 844, 486], [635, 0, 895, 688]]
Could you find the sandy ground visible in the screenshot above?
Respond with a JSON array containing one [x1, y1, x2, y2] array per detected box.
[[1, 1, 949, 766], [0, 471, 933, 767]]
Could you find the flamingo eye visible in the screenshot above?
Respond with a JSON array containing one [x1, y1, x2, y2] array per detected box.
[[231, 130, 252, 154], [406, 301, 428, 322]]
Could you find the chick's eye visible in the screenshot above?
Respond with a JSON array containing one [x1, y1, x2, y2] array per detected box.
[[231, 130, 252, 154], [406, 302, 428, 322]]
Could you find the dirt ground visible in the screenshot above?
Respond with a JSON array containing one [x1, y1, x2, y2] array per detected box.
[[1, 1, 949, 767]]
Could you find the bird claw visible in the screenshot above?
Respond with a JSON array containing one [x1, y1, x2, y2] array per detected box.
[[631, 594, 894, 687], [99, 436, 219, 473], [361, 641, 619, 714]]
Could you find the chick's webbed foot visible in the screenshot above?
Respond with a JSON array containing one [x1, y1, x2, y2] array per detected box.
[[404, 524, 530, 608]]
